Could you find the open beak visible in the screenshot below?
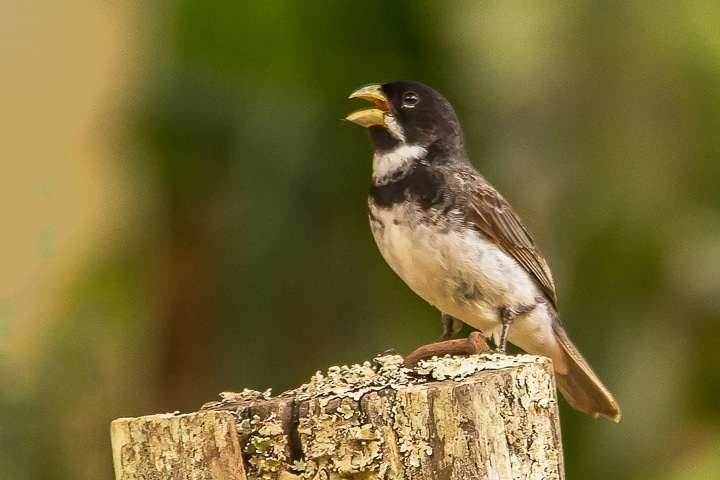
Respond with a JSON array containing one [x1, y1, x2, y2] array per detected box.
[[346, 84, 389, 128]]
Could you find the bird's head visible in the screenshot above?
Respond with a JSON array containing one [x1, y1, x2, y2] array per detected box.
[[346, 81, 466, 160]]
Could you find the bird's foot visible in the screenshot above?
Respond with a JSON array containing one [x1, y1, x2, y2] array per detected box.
[[436, 314, 464, 342], [403, 332, 490, 369], [497, 303, 536, 353], [490, 346, 510, 356]]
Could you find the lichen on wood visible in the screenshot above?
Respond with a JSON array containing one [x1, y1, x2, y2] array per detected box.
[[203, 353, 563, 479], [111, 410, 246, 480], [111, 353, 564, 480]]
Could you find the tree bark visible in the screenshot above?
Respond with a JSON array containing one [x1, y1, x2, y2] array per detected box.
[[111, 354, 564, 479]]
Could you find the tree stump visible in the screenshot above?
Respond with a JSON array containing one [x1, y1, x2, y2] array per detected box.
[[111, 354, 564, 479]]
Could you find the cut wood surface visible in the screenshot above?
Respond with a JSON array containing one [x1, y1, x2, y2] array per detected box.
[[111, 354, 564, 479]]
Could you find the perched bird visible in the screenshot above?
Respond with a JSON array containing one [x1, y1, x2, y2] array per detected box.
[[346, 80, 620, 422]]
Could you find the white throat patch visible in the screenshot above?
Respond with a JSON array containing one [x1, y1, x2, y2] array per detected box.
[[372, 144, 427, 181]]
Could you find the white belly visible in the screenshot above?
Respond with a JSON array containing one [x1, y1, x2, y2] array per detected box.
[[369, 202, 543, 340]]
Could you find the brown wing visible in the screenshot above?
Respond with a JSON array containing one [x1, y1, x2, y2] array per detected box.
[[466, 178, 558, 307]]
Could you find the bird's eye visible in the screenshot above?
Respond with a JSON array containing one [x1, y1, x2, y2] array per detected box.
[[401, 91, 419, 108]]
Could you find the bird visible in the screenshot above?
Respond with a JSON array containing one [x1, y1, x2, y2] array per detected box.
[[346, 80, 621, 422]]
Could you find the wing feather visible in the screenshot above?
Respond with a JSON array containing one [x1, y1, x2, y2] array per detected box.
[[465, 179, 558, 307]]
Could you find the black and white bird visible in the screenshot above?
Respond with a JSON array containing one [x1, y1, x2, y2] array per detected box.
[[346, 80, 620, 422]]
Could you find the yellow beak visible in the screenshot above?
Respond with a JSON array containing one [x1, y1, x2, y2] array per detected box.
[[346, 84, 389, 128]]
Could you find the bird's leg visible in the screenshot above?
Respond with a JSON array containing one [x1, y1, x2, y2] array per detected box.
[[437, 313, 464, 342], [498, 304, 536, 354]]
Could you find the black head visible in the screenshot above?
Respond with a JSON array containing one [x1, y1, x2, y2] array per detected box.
[[347, 80, 466, 159]]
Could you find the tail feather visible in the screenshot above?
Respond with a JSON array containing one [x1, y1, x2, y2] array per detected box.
[[552, 321, 621, 422]]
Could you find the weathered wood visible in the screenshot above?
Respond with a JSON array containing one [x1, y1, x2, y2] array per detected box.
[[111, 354, 564, 479], [111, 410, 246, 479]]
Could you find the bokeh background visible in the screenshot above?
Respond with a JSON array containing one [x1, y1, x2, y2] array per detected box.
[[2, 1, 720, 479]]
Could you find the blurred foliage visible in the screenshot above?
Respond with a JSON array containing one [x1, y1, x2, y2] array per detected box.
[[2, 1, 720, 479]]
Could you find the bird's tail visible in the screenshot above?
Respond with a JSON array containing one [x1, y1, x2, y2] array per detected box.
[[552, 321, 621, 422]]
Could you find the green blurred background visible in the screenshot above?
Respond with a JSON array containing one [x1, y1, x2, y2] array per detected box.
[[2, 1, 720, 479]]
